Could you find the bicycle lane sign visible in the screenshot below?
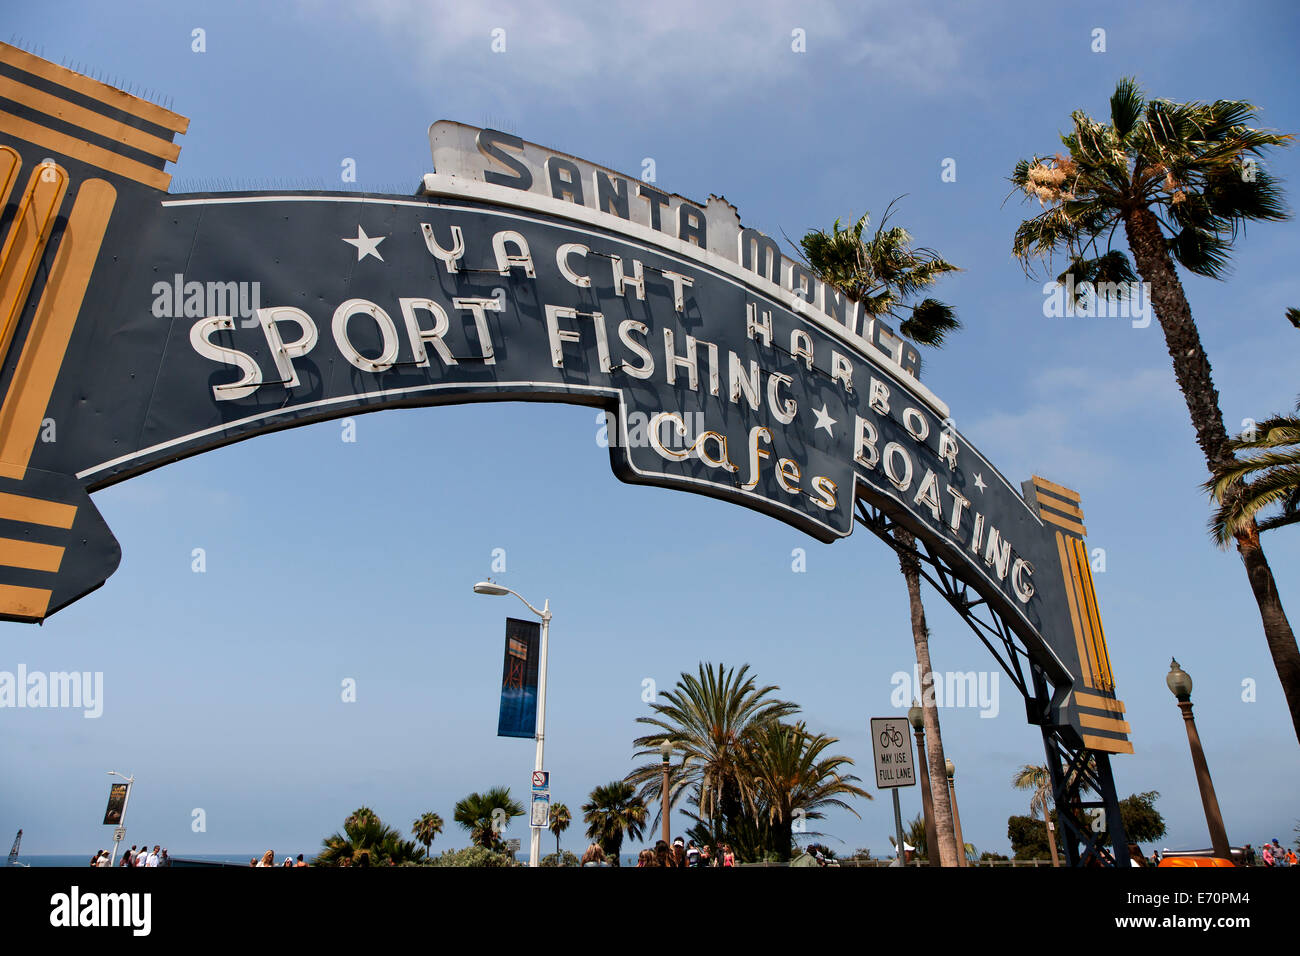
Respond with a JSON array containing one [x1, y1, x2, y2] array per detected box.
[[870, 717, 916, 788]]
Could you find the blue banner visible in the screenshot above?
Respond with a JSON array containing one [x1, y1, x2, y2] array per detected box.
[[497, 617, 539, 738]]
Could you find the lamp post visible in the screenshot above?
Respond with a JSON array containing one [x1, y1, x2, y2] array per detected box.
[[474, 581, 552, 868], [105, 771, 134, 866], [1166, 658, 1231, 859], [659, 739, 672, 846], [908, 701, 940, 867], [946, 759, 966, 867]]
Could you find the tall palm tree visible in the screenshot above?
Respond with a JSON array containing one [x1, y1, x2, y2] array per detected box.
[[317, 806, 426, 867], [1012, 765, 1061, 867], [1010, 78, 1300, 746], [453, 787, 523, 850], [801, 203, 962, 866], [411, 811, 444, 859], [742, 720, 872, 861], [627, 662, 798, 845], [581, 781, 647, 865], [548, 802, 571, 856]]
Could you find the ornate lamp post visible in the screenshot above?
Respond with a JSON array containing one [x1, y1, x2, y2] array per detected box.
[[908, 701, 940, 867], [1166, 658, 1231, 859], [946, 759, 966, 867], [659, 739, 672, 846]]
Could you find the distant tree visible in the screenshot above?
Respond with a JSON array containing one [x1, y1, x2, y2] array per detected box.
[[979, 851, 1010, 862], [411, 811, 444, 857], [1012, 764, 1061, 867], [541, 850, 581, 867], [903, 812, 928, 861], [548, 802, 571, 857], [428, 846, 518, 867], [1008, 814, 1051, 860], [317, 807, 426, 867], [453, 787, 524, 850], [582, 780, 647, 866], [1118, 791, 1167, 845]]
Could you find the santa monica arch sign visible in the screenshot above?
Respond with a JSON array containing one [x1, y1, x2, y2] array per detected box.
[[0, 44, 1131, 863]]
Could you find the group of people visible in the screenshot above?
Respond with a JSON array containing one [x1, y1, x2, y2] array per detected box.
[[1245, 840, 1297, 867], [89, 845, 169, 867], [1127, 840, 1298, 867], [631, 837, 736, 867], [250, 851, 308, 867]]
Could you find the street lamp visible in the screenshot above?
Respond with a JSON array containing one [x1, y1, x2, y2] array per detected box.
[[946, 759, 966, 867], [473, 581, 552, 868], [1166, 658, 1231, 859], [659, 739, 672, 846], [105, 771, 134, 866], [908, 701, 940, 868]]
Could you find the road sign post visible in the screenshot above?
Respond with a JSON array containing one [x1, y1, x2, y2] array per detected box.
[[871, 717, 916, 866]]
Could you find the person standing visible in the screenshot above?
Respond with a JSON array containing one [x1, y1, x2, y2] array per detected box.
[[722, 844, 736, 867], [295, 854, 307, 868], [146, 846, 159, 867]]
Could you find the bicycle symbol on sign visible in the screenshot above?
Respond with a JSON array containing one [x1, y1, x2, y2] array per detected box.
[[879, 725, 905, 750]]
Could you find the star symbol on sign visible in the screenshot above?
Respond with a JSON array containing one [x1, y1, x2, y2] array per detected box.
[[973, 472, 987, 493], [342, 226, 385, 262], [812, 403, 837, 437]]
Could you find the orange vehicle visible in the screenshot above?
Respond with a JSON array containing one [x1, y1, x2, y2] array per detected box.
[[1158, 856, 1235, 867]]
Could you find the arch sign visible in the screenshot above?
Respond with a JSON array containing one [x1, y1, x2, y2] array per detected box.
[[0, 46, 1130, 784]]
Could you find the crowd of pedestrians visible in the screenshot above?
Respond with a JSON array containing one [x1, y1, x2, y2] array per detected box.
[[89, 845, 169, 867], [249, 851, 308, 867], [1244, 840, 1297, 867], [87, 846, 311, 867], [593, 836, 738, 866]]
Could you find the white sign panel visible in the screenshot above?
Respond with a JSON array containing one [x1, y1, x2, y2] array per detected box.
[[870, 717, 916, 789], [530, 791, 550, 828]]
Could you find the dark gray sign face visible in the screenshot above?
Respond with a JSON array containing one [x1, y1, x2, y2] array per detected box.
[[0, 98, 1130, 756]]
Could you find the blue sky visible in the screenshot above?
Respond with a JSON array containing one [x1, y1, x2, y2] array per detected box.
[[3, 0, 1299, 860]]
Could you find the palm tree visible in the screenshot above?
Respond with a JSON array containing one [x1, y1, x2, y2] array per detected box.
[[627, 662, 798, 845], [317, 806, 427, 867], [548, 802, 571, 856], [801, 204, 962, 866], [1207, 400, 1300, 544], [581, 781, 647, 865], [742, 720, 872, 861], [1010, 77, 1300, 746], [411, 811, 444, 858], [453, 787, 524, 850], [1013, 765, 1061, 867]]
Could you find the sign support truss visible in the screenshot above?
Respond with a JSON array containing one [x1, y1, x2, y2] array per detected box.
[[853, 498, 1129, 867]]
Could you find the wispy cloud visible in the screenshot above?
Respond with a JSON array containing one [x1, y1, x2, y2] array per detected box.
[[294, 0, 968, 104]]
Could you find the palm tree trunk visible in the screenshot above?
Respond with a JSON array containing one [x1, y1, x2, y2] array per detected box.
[[1041, 792, 1061, 867], [1124, 206, 1300, 747], [893, 526, 959, 867]]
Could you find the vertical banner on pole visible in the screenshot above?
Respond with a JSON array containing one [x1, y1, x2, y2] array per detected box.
[[103, 783, 129, 825], [497, 617, 540, 738]]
